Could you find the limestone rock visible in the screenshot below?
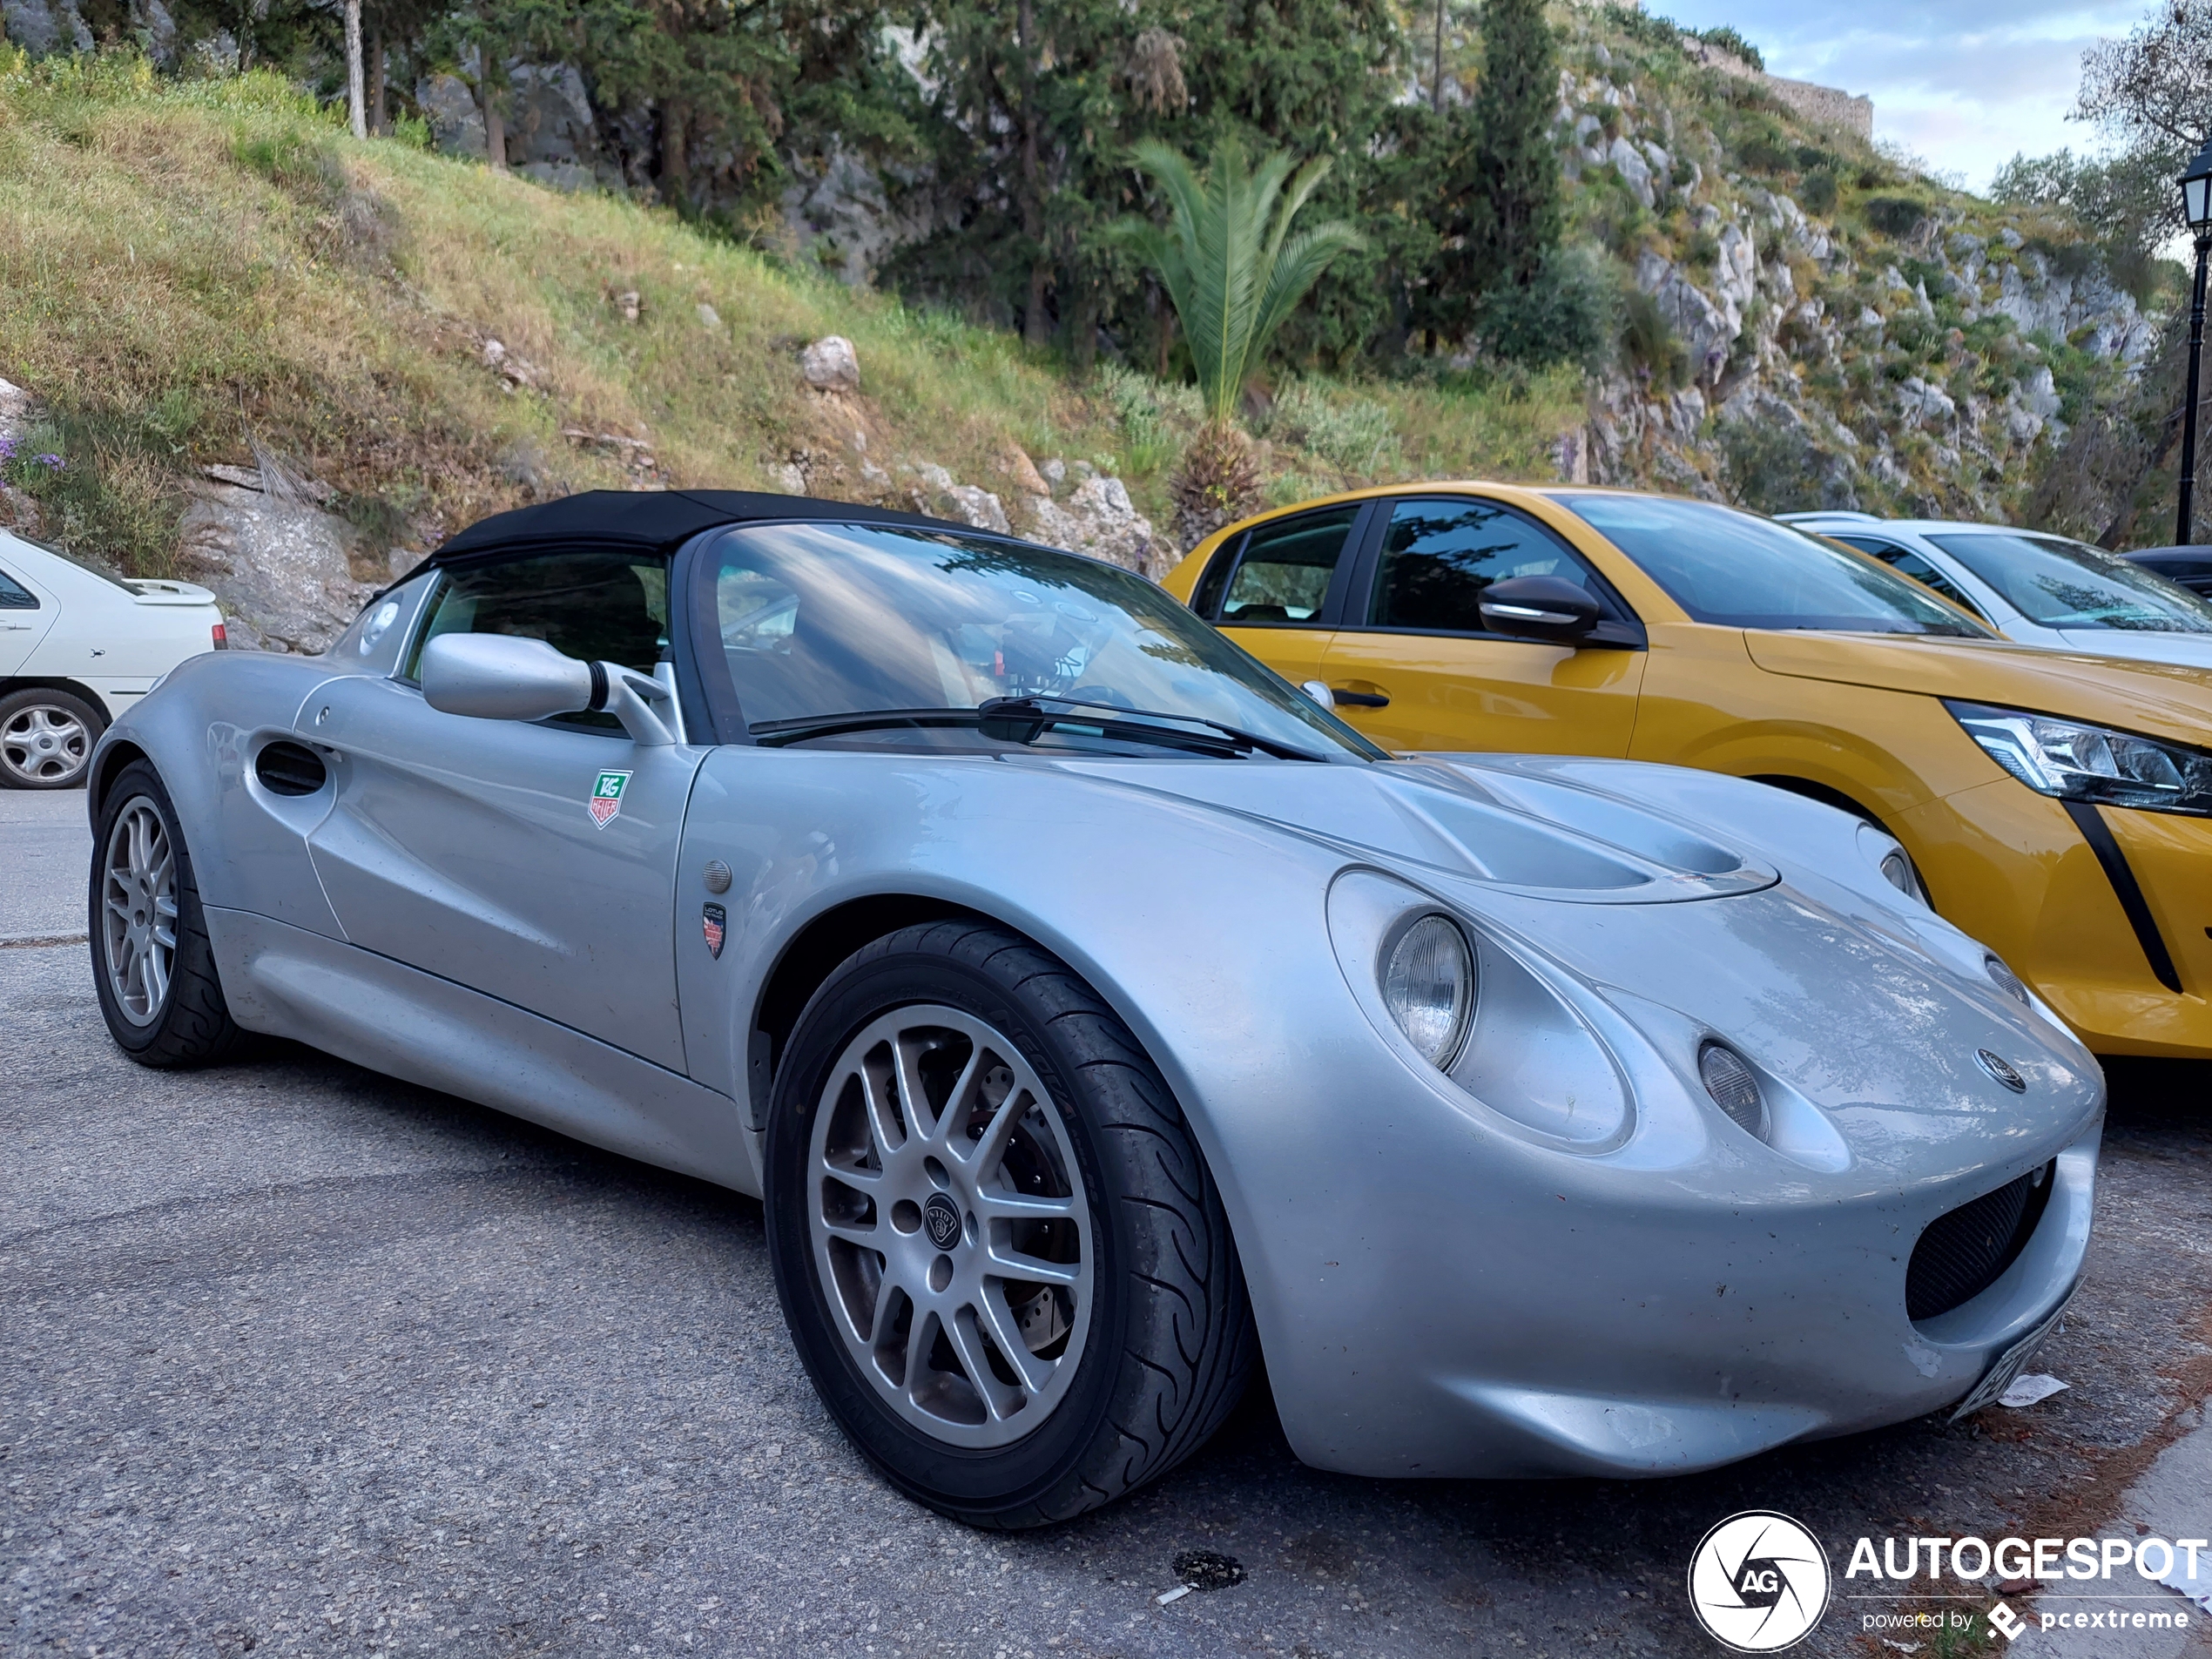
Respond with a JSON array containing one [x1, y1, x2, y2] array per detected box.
[[800, 335, 861, 393], [932, 483, 1010, 536], [176, 483, 379, 654], [696, 302, 723, 332], [1027, 476, 1164, 579]]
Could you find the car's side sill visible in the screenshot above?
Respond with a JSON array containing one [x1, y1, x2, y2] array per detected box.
[[2061, 800, 2183, 995], [205, 905, 761, 1197]]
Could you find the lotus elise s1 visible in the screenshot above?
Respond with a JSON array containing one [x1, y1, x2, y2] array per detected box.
[[85, 490, 2101, 1527]]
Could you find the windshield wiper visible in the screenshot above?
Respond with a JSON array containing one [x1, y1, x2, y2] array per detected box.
[[976, 695, 1329, 761], [748, 698, 1329, 761]]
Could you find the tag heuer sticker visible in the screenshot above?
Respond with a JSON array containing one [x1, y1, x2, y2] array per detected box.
[[588, 770, 631, 828], [701, 901, 727, 959]]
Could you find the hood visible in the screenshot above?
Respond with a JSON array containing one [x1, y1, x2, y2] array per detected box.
[[1048, 755, 1778, 903], [1743, 629, 2212, 745], [2049, 630, 2212, 670]]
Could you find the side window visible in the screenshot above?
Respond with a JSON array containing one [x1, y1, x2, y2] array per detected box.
[[0, 565, 37, 609], [1367, 498, 1612, 634], [1835, 537, 1987, 622], [403, 550, 671, 729], [1213, 506, 1362, 626]]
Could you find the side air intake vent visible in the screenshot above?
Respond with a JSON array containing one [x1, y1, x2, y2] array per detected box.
[[1905, 1162, 2054, 1322], [255, 740, 328, 798]]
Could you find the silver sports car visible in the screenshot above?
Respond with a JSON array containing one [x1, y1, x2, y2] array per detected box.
[[86, 490, 2101, 1527]]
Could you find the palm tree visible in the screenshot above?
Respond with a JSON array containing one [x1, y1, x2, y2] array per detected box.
[[1110, 138, 1363, 546]]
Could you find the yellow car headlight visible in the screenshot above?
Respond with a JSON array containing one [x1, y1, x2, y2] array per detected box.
[[1946, 699, 2212, 818]]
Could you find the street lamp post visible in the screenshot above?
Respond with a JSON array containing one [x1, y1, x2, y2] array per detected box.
[[2174, 138, 2212, 545]]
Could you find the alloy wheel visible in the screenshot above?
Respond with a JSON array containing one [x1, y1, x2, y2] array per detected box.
[[100, 797, 178, 1026], [806, 1004, 1094, 1449], [2, 701, 91, 786]]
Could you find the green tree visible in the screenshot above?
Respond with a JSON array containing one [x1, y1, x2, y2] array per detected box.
[[1109, 138, 1362, 543], [1420, 0, 1561, 347]]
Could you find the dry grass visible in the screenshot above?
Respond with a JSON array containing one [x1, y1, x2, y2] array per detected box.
[[0, 51, 1584, 576]]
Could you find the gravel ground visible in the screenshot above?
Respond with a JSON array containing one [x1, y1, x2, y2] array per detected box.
[[3, 785, 2209, 1659]]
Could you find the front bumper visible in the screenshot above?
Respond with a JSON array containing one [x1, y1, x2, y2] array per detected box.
[[1900, 779, 2212, 1057]]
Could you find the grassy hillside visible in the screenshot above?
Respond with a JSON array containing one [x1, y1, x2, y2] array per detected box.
[[0, 53, 1583, 581]]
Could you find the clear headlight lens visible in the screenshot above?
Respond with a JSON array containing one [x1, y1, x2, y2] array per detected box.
[[1878, 848, 1920, 900], [1947, 699, 2212, 817], [1698, 1041, 1770, 1140], [1985, 954, 2030, 1005], [1379, 914, 1476, 1069]]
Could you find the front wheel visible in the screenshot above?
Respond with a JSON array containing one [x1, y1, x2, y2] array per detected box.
[[89, 760, 243, 1067], [765, 921, 1253, 1527]]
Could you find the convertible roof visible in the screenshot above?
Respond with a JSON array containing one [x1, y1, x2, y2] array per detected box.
[[420, 489, 994, 568]]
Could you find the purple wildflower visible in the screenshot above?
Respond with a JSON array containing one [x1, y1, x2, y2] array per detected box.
[[34, 455, 62, 469]]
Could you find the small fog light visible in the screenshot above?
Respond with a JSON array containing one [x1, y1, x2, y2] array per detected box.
[[1379, 914, 1475, 1070], [1698, 1042, 1770, 1140]]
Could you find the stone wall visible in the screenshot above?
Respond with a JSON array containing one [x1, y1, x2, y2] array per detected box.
[[1677, 38, 1872, 140]]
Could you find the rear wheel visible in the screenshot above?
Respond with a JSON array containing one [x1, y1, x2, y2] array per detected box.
[[0, 687, 104, 789], [89, 760, 242, 1067], [765, 921, 1253, 1527]]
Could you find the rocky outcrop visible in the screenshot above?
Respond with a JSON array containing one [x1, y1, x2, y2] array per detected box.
[[799, 335, 861, 393], [174, 472, 387, 653]]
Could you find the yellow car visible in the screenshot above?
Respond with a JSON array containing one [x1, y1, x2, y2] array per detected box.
[[1163, 482, 2212, 1057]]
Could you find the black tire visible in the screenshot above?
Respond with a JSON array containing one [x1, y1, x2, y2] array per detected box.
[[0, 686, 105, 789], [89, 759, 244, 1067], [765, 921, 1254, 1527]]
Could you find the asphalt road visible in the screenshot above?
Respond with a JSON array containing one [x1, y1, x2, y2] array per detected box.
[[4, 783, 2210, 1659]]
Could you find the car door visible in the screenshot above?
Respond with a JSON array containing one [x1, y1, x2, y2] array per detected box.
[[1319, 495, 1647, 754], [0, 554, 57, 676], [299, 547, 707, 1073], [1189, 502, 1370, 693]]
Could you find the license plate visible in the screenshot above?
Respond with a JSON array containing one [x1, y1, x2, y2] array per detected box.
[[1948, 1291, 2074, 1424]]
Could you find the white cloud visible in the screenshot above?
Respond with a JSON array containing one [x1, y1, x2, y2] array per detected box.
[[1649, 0, 2148, 188]]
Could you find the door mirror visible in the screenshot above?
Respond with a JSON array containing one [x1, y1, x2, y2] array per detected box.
[[1299, 679, 1336, 710], [1477, 576, 1602, 644], [419, 632, 680, 745], [421, 633, 596, 721]]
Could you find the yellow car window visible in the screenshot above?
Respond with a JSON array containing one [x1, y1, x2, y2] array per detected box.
[[1368, 499, 1615, 633], [1554, 494, 1987, 636], [1214, 505, 1362, 625]]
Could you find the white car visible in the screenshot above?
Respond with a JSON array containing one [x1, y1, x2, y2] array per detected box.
[[1780, 512, 2212, 669], [0, 529, 226, 789]]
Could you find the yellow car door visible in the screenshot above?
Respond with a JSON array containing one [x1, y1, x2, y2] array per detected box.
[[1187, 499, 1372, 693], [1318, 494, 1648, 754]]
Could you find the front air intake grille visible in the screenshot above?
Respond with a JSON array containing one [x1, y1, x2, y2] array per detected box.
[[1905, 1161, 2055, 1322], [254, 740, 328, 798]]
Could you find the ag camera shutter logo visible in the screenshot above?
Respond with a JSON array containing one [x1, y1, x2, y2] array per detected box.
[[1688, 1511, 1831, 1651]]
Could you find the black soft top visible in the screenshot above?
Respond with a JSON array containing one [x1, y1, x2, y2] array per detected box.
[[420, 489, 1008, 570]]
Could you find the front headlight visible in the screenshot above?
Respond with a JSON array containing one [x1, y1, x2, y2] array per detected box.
[[1946, 700, 2212, 817], [1379, 913, 1476, 1069]]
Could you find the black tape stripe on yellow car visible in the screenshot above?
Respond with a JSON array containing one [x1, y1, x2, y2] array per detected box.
[[2061, 799, 2184, 995]]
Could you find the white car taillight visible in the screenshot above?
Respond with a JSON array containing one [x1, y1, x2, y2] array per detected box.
[[212, 621, 227, 651]]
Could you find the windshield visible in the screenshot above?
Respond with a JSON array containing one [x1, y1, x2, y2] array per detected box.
[[702, 521, 1383, 759], [1925, 532, 2212, 634], [1552, 495, 1990, 637]]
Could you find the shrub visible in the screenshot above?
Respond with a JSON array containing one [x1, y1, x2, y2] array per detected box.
[[1622, 288, 1691, 388], [1864, 195, 1928, 237], [1696, 25, 1764, 69], [1261, 381, 1402, 475], [1477, 245, 1621, 372], [1798, 166, 1838, 215], [1723, 421, 1838, 514]]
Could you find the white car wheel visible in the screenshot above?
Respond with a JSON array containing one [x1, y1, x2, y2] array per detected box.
[[0, 687, 102, 789]]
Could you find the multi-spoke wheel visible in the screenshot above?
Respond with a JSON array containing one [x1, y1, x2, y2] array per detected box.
[[809, 1004, 1094, 1447], [88, 760, 242, 1066], [0, 687, 102, 789], [101, 795, 178, 1024], [766, 921, 1254, 1528]]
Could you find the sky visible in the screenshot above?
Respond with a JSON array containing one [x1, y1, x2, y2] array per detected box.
[[1651, 0, 2153, 193]]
